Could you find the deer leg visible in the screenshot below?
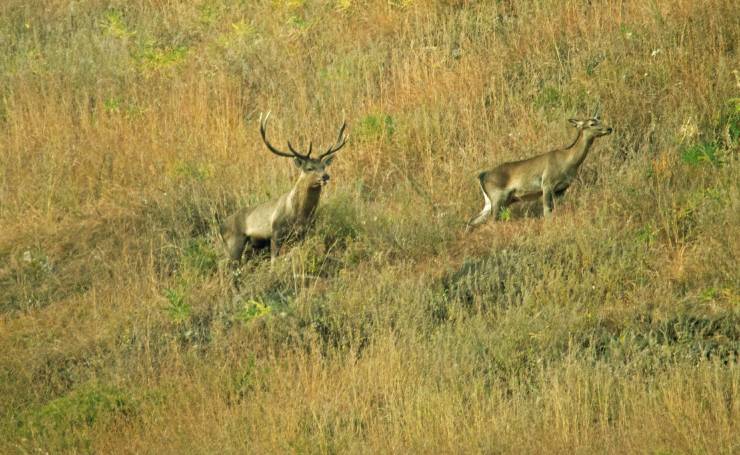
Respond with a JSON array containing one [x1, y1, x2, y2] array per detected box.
[[467, 188, 505, 232], [466, 193, 493, 232], [270, 236, 281, 267], [542, 186, 555, 217], [270, 225, 288, 267], [225, 233, 248, 262], [467, 178, 491, 230], [241, 241, 256, 262]]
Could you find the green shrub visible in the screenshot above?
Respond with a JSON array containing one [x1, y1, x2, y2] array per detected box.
[[164, 287, 191, 324], [534, 85, 561, 110], [171, 160, 213, 183], [181, 238, 219, 276], [136, 42, 188, 73], [316, 192, 363, 244], [23, 384, 136, 449], [356, 113, 395, 142], [681, 141, 719, 166], [102, 10, 135, 39], [235, 299, 272, 324]]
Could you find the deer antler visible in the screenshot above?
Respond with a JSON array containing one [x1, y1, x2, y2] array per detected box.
[[318, 121, 349, 160], [288, 140, 312, 158], [260, 112, 347, 160], [259, 112, 310, 159], [591, 103, 601, 121]]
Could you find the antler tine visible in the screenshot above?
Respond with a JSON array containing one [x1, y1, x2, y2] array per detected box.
[[287, 141, 310, 160], [319, 121, 349, 159], [259, 111, 295, 158], [335, 121, 347, 145], [260, 111, 311, 159], [592, 103, 601, 120]]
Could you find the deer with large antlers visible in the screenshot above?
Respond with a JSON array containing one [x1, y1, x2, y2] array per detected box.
[[220, 112, 348, 264], [466, 111, 612, 231]]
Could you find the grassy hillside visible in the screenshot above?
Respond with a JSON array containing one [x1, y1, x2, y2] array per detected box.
[[1, 0, 738, 452]]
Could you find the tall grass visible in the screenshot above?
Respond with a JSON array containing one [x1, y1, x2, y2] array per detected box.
[[1, 0, 738, 452]]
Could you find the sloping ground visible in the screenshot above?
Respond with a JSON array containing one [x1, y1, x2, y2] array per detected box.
[[0, 1, 738, 452]]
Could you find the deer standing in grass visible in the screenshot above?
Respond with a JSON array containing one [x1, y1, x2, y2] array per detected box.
[[466, 112, 613, 231], [220, 112, 348, 264]]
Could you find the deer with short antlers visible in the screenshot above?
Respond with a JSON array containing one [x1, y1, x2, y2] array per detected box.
[[466, 109, 612, 231], [219, 112, 348, 264]]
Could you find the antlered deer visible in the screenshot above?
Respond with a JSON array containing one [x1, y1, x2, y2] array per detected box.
[[220, 113, 348, 264]]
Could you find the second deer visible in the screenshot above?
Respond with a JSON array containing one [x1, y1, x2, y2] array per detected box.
[[220, 112, 348, 264], [467, 112, 612, 231]]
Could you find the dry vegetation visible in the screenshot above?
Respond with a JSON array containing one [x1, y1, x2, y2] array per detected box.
[[1, 0, 738, 453]]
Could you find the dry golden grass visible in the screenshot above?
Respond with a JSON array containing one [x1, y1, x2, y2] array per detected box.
[[1, 0, 738, 453]]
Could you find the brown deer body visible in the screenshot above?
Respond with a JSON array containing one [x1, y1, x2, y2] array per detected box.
[[467, 114, 612, 230], [220, 113, 348, 264]]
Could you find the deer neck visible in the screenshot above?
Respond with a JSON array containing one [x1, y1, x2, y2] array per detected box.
[[559, 129, 583, 152], [289, 173, 322, 221], [565, 133, 596, 170]]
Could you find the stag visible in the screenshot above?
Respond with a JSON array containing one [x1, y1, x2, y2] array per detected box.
[[220, 113, 348, 264], [467, 111, 612, 231]]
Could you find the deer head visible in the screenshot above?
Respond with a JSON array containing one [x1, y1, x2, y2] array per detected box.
[[568, 106, 612, 138], [259, 112, 348, 188]]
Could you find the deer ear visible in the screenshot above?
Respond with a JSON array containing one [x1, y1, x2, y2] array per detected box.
[[322, 154, 335, 166], [568, 118, 581, 127], [293, 157, 305, 168]]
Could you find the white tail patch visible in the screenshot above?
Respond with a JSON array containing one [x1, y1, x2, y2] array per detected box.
[[479, 179, 492, 216]]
